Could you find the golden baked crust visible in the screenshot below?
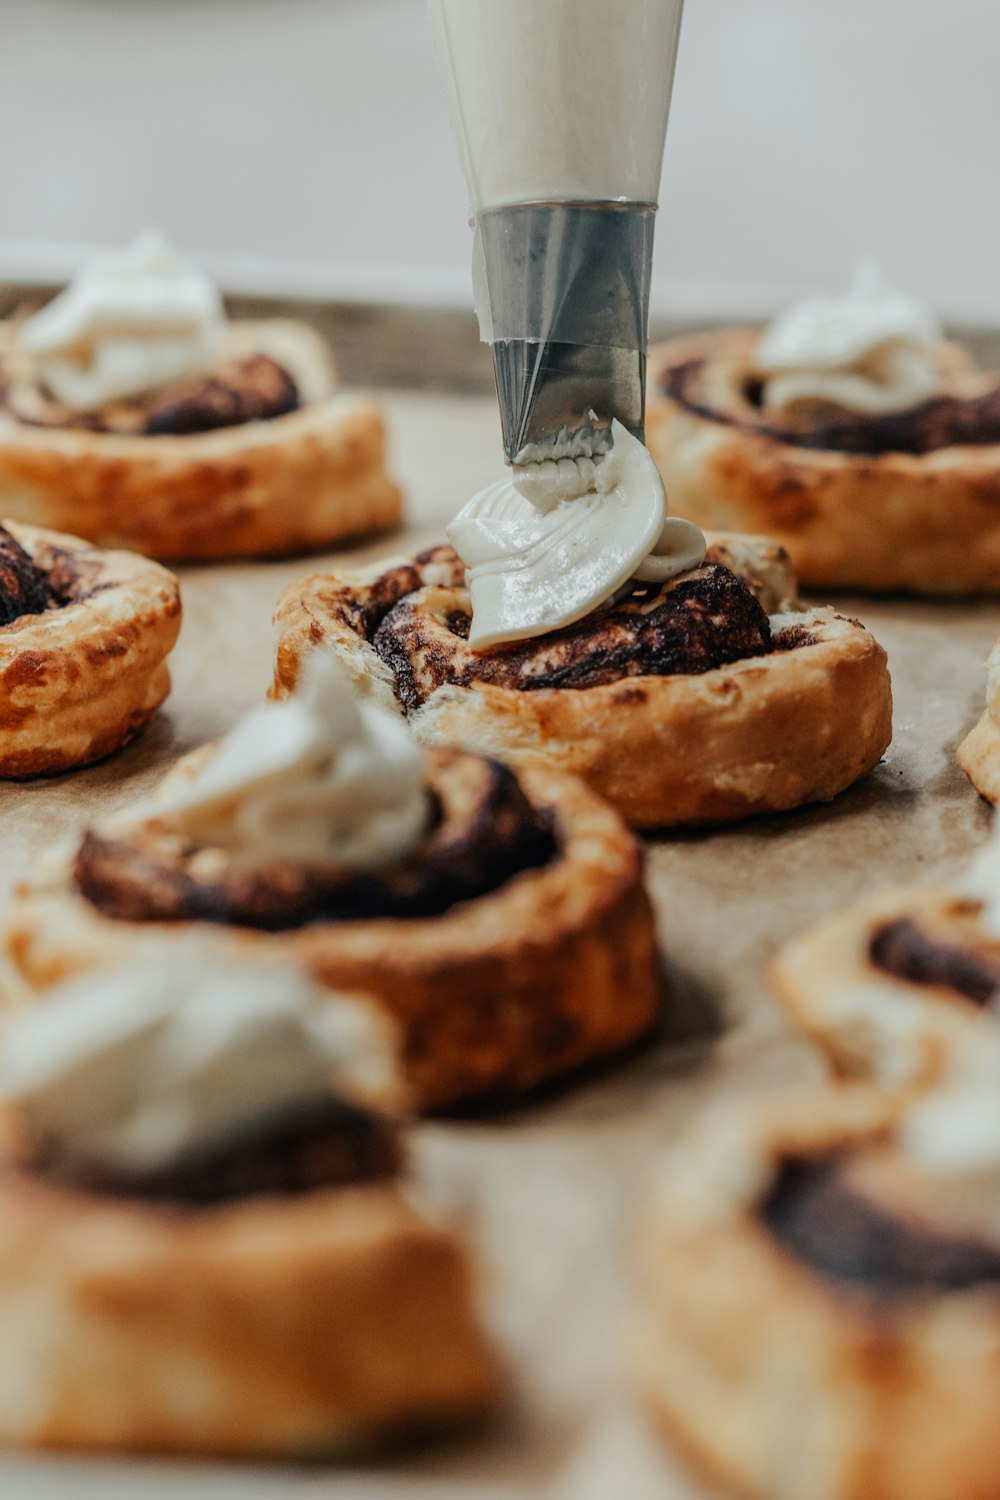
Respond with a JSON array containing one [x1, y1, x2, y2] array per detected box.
[[959, 639, 1000, 801], [2, 750, 659, 1111], [772, 884, 1000, 1090], [0, 519, 180, 777], [636, 1086, 1000, 1500], [0, 319, 402, 561], [647, 327, 1000, 594], [0, 1161, 496, 1455], [271, 536, 892, 829]]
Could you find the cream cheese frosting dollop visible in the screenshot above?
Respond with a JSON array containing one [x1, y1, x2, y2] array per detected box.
[[20, 229, 226, 410], [446, 420, 706, 649], [753, 262, 944, 416], [163, 650, 431, 871], [0, 951, 397, 1176]]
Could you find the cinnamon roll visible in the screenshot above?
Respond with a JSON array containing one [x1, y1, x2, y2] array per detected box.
[[648, 271, 1000, 594], [959, 637, 1000, 803], [3, 655, 659, 1111], [637, 1085, 1000, 1500], [0, 954, 496, 1455], [0, 234, 401, 560], [772, 851, 1000, 1092], [272, 534, 893, 829], [0, 518, 179, 776]]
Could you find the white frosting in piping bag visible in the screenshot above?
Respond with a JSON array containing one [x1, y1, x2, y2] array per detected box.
[[447, 420, 706, 650], [754, 262, 944, 416], [0, 952, 396, 1176], [163, 651, 431, 871], [20, 229, 225, 410]]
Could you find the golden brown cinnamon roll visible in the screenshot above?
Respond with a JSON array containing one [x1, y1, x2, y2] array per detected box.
[[772, 837, 1000, 1092], [637, 1085, 1000, 1500], [0, 955, 497, 1455], [0, 518, 179, 776], [0, 234, 401, 560], [3, 657, 659, 1111], [272, 534, 893, 829], [959, 638, 1000, 803], [648, 326, 1000, 594]]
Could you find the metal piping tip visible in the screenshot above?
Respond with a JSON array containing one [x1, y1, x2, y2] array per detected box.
[[492, 338, 645, 466], [474, 201, 655, 467]]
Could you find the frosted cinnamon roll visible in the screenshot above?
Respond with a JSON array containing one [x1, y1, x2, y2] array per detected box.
[[3, 652, 659, 1111], [648, 266, 1000, 593], [0, 232, 401, 560], [637, 1084, 1000, 1500], [273, 429, 892, 830], [0, 952, 496, 1455]]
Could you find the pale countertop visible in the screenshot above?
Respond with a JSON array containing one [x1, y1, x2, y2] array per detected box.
[[0, 0, 998, 324]]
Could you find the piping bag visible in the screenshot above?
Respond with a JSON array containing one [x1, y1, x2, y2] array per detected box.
[[428, 0, 684, 467]]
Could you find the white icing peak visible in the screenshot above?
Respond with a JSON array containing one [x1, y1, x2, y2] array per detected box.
[[20, 229, 225, 410], [447, 420, 706, 650], [0, 952, 396, 1176], [163, 651, 431, 871], [754, 262, 944, 416], [901, 1089, 1000, 1177]]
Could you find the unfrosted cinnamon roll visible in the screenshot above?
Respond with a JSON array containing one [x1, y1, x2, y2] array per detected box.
[[0, 518, 179, 776]]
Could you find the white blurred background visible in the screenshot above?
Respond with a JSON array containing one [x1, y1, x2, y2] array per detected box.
[[0, 0, 996, 323]]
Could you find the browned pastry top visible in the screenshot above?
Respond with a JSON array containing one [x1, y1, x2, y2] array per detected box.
[[0, 353, 300, 437], [761, 1151, 1000, 1297], [33, 1095, 402, 1209], [375, 562, 774, 712], [664, 357, 1000, 457], [869, 914, 1000, 1005], [74, 745, 556, 932]]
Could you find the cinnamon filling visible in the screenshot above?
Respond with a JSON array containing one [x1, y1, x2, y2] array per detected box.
[[761, 1152, 1000, 1295], [664, 358, 1000, 456], [869, 917, 1000, 1006], [74, 747, 555, 931], [2, 353, 299, 436], [375, 563, 774, 712], [0, 526, 58, 625], [41, 1096, 401, 1207]]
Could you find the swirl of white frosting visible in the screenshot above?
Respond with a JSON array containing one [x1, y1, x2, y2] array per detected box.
[[447, 420, 706, 649], [754, 262, 944, 416], [19, 229, 225, 410], [0, 950, 397, 1176], [163, 651, 431, 871]]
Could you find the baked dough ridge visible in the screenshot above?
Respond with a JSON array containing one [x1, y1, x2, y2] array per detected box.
[[0, 320, 402, 561], [0, 1163, 497, 1456], [647, 328, 1000, 594], [771, 884, 1000, 1091], [2, 755, 659, 1112], [0, 520, 180, 777], [636, 1087, 1000, 1500], [271, 536, 892, 829]]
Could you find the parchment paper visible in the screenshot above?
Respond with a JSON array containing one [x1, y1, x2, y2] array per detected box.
[[1, 389, 997, 1500]]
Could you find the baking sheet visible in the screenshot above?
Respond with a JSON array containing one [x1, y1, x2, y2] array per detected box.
[[1, 387, 998, 1499]]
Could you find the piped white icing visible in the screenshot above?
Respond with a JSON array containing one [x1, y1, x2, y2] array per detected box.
[[754, 262, 944, 416], [163, 651, 430, 871], [20, 230, 225, 410], [0, 951, 395, 1176], [447, 420, 706, 649]]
